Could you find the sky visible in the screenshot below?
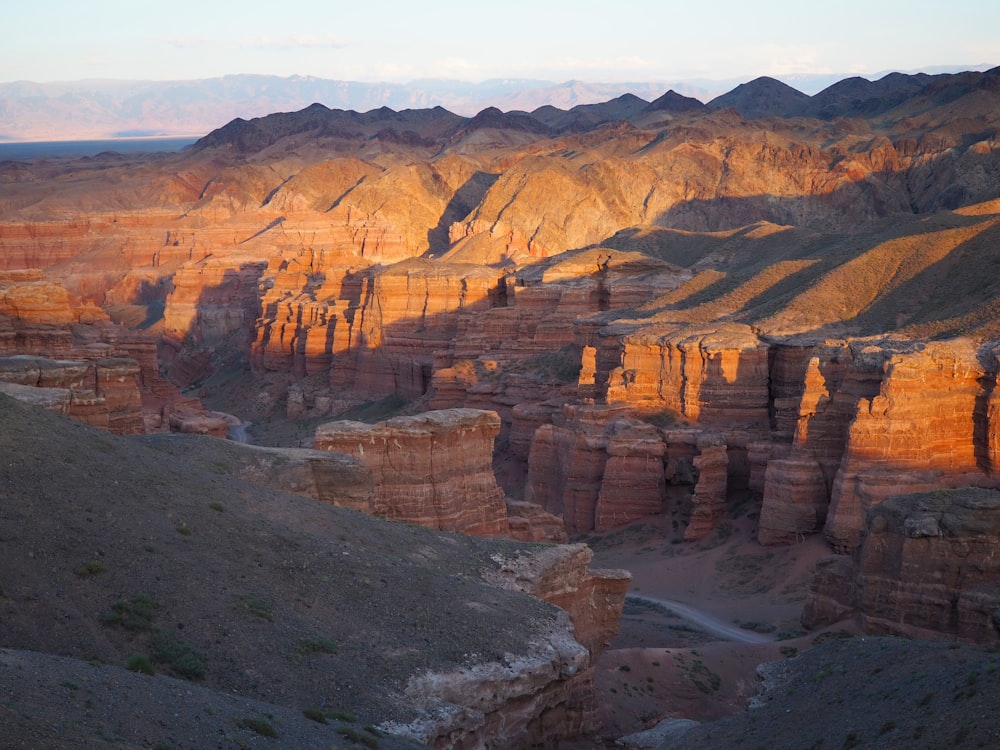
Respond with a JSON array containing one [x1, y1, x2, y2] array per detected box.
[[3, 0, 998, 85]]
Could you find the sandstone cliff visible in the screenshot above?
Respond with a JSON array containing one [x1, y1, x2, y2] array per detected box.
[[803, 488, 1000, 644]]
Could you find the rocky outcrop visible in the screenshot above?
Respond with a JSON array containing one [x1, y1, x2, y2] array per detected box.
[[0, 354, 143, 434], [684, 437, 730, 541], [823, 339, 992, 552], [524, 404, 667, 534], [606, 323, 770, 428], [803, 488, 1000, 644], [314, 409, 510, 536], [378, 544, 631, 749]]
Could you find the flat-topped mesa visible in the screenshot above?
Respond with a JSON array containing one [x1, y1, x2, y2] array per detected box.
[[314, 408, 511, 537], [823, 339, 997, 553], [347, 259, 505, 399], [605, 323, 770, 428], [0, 271, 108, 328], [803, 488, 1000, 644]]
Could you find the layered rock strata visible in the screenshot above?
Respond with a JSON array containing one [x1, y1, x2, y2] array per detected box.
[[803, 489, 1000, 644], [605, 323, 770, 428], [314, 409, 511, 537], [0, 354, 143, 434], [823, 339, 993, 552]]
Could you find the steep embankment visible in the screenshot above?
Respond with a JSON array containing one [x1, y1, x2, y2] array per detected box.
[[0, 393, 623, 748]]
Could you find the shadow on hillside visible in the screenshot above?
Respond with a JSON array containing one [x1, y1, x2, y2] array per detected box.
[[425, 171, 499, 255]]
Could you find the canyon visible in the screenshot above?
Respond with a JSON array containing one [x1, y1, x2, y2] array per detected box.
[[4, 66, 1000, 747]]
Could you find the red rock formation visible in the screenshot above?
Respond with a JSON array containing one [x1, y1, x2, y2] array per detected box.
[[0, 354, 143, 434], [524, 404, 665, 534], [314, 409, 510, 536], [506, 501, 569, 543], [803, 488, 1000, 644], [683, 438, 729, 541], [757, 457, 828, 544], [824, 339, 992, 552], [606, 323, 770, 428], [759, 340, 898, 545]]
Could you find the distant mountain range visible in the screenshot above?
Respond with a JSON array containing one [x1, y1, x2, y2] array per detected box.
[[0, 66, 993, 142]]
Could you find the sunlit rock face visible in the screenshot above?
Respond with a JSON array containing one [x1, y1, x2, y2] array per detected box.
[[605, 323, 770, 428], [803, 488, 1000, 645], [315, 409, 510, 537], [823, 339, 993, 553]]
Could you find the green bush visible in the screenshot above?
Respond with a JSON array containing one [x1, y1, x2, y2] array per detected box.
[[150, 630, 206, 680], [75, 560, 106, 578], [101, 594, 159, 632], [240, 717, 278, 738], [234, 593, 273, 621], [126, 654, 155, 675]]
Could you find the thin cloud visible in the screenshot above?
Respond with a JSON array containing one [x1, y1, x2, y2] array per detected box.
[[166, 37, 220, 50], [242, 34, 352, 50]]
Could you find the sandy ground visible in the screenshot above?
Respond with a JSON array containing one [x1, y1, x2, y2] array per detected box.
[[578, 512, 850, 744]]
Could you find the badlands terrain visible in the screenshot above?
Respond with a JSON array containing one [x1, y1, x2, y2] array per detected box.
[[4, 66, 1000, 748]]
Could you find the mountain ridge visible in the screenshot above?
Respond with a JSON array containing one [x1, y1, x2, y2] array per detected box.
[[2, 66, 994, 141]]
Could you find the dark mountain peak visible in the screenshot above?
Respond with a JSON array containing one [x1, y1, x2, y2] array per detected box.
[[464, 106, 552, 134], [644, 89, 707, 114], [808, 73, 929, 119], [707, 76, 810, 118]]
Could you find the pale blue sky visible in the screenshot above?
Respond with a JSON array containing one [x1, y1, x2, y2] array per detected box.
[[3, 0, 997, 84]]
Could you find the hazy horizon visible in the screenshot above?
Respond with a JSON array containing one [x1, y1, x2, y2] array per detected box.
[[6, 1, 998, 86]]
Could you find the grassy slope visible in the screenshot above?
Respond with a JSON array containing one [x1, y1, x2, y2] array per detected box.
[[0, 393, 561, 747]]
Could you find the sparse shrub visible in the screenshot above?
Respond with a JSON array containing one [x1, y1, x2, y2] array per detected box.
[[329, 711, 357, 723], [126, 654, 155, 675], [175, 523, 192, 536], [337, 726, 379, 748], [234, 593, 273, 621], [240, 717, 278, 738], [918, 692, 934, 707], [880, 720, 896, 735], [688, 659, 722, 694], [644, 408, 684, 429], [619, 664, 631, 672], [780, 646, 798, 658], [208, 501, 225, 512], [101, 593, 159, 631], [75, 560, 106, 578], [302, 708, 328, 724], [150, 630, 205, 680], [955, 727, 970, 744], [297, 635, 338, 656], [841, 731, 860, 749]]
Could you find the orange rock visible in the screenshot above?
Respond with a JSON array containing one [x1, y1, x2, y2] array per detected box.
[[824, 339, 992, 552], [804, 488, 1000, 644], [315, 409, 510, 536]]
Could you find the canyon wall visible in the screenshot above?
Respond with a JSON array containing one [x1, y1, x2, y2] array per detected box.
[[803, 488, 1000, 644]]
